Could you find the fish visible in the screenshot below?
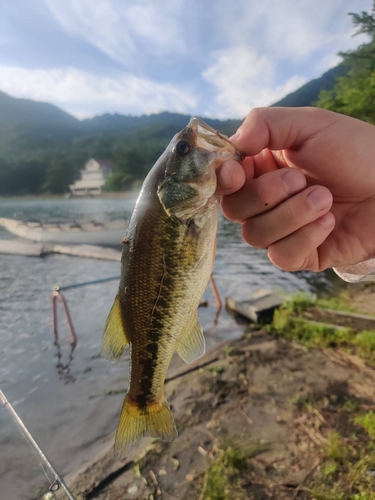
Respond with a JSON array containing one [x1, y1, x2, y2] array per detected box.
[[102, 116, 244, 456]]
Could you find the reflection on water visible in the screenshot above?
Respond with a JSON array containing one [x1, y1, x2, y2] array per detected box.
[[0, 197, 136, 224], [55, 341, 77, 385], [0, 197, 333, 499]]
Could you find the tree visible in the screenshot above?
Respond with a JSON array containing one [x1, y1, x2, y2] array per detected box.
[[316, 2, 375, 124], [115, 147, 147, 179], [43, 154, 78, 194], [0, 159, 47, 195], [104, 172, 134, 192]]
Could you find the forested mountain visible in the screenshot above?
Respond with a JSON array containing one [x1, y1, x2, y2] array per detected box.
[[0, 58, 347, 196], [0, 91, 79, 126], [272, 63, 348, 107], [315, 5, 375, 125], [0, 95, 243, 194], [0, 69, 337, 195]]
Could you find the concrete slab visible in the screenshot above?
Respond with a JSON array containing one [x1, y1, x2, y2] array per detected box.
[[226, 292, 285, 323]]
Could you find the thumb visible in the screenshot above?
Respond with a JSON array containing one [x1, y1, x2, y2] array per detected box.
[[231, 107, 343, 156]]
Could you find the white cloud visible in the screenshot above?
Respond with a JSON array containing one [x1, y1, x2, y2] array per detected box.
[[0, 66, 197, 118], [215, 0, 372, 63], [43, 0, 187, 67], [315, 25, 370, 75], [202, 47, 306, 118], [2, 0, 373, 119]]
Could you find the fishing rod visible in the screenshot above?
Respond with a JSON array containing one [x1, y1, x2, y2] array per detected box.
[[0, 388, 76, 500]]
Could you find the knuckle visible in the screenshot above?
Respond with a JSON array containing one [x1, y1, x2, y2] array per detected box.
[[283, 197, 310, 228], [256, 177, 275, 207], [247, 107, 267, 123], [242, 220, 269, 248], [268, 242, 319, 272], [268, 246, 302, 272], [300, 254, 320, 272], [282, 200, 301, 225], [221, 198, 245, 223], [299, 226, 315, 248]]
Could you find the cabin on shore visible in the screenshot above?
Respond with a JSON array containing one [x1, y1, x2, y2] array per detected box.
[[69, 158, 115, 195]]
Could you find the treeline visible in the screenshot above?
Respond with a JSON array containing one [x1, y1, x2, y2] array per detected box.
[[316, 2, 375, 125], [0, 136, 168, 195], [0, 117, 240, 195]]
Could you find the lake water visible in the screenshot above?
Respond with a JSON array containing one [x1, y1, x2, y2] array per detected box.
[[0, 197, 331, 499]]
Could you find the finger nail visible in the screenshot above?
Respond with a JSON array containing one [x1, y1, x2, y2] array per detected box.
[[318, 212, 335, 229], [282, 169, 306, 194], [229, 131, 241, 142], [308, 188, 332, 211]]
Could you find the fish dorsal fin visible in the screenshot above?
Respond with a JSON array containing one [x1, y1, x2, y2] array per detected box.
[[176, 311, 206, 364], [101, 295, 129, 362]]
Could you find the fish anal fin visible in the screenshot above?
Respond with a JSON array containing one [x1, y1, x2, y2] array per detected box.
[[115, 395, 177, 458], [176, 311, 206, 364], [101, 295, 129, 362]]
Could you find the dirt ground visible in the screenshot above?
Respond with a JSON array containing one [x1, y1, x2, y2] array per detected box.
[[347, 284, 375, 316], [52, 285, 375, 500]]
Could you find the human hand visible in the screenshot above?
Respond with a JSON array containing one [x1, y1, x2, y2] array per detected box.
[[216, 107, 375, 272]]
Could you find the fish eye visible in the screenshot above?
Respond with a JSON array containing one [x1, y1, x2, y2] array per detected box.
[[174, 140, 191, 157]]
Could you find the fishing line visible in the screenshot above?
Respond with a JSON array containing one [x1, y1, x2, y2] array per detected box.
[[0, 388, 76, 500], [102, 362, 111, 377], [101, 349, 130, 378], [0, 391, 52, 485]]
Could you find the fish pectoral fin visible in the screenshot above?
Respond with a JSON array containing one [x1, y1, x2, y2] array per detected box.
[[176, 311, 206, 364], [101, 295, 129, 362], [115, 395, 178, 458]]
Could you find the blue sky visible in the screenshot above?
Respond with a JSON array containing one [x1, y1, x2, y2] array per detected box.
[[0, 0, 372, 119]]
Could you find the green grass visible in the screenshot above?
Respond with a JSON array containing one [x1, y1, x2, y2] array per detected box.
[[271, 303, 354, 348], [324, 432, 350, 464], [310, 490, 375, 500], [270, 294, 375, 499], [354, 411, 375, 439], [303, 427, 375, 499], [321, 460, 339, 477], [269, 294, 375, 367], [198, 439, 268, 500], [290, 395, 314, 411], [207, 365, 225, 375], [341, 398, 361, 414], [277, 291, 358, 314], [200, 442, 247, 500], [315, 291, 358, 313], [295, 408, 375, 500], [354, 331, 375, 360]]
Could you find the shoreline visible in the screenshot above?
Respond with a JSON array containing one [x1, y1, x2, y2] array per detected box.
[[52, 284, 375, 500], [0, 191, 138, 202]]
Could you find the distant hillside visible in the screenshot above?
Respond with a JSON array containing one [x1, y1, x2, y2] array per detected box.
[[0, 91, 79, 126], [0, 62, 347, 132], [0, 94, 242, 163], [272, 63, 348, 107], [0, 97, 242, 195], [80, 111, 241, 136], [0, 63, 349, 195]]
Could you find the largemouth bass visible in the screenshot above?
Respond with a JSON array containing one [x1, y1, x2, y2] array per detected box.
[[102, 117, 244, 456]]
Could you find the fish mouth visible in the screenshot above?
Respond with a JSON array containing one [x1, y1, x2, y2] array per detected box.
[[188, 116, 245, 162]]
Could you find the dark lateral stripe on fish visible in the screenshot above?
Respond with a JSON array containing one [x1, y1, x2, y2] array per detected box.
[[135, 364, 157, 410], [134, 329, 162, 409]]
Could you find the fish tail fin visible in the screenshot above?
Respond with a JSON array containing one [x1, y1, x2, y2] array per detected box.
[[115, 394, 178, 457]]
